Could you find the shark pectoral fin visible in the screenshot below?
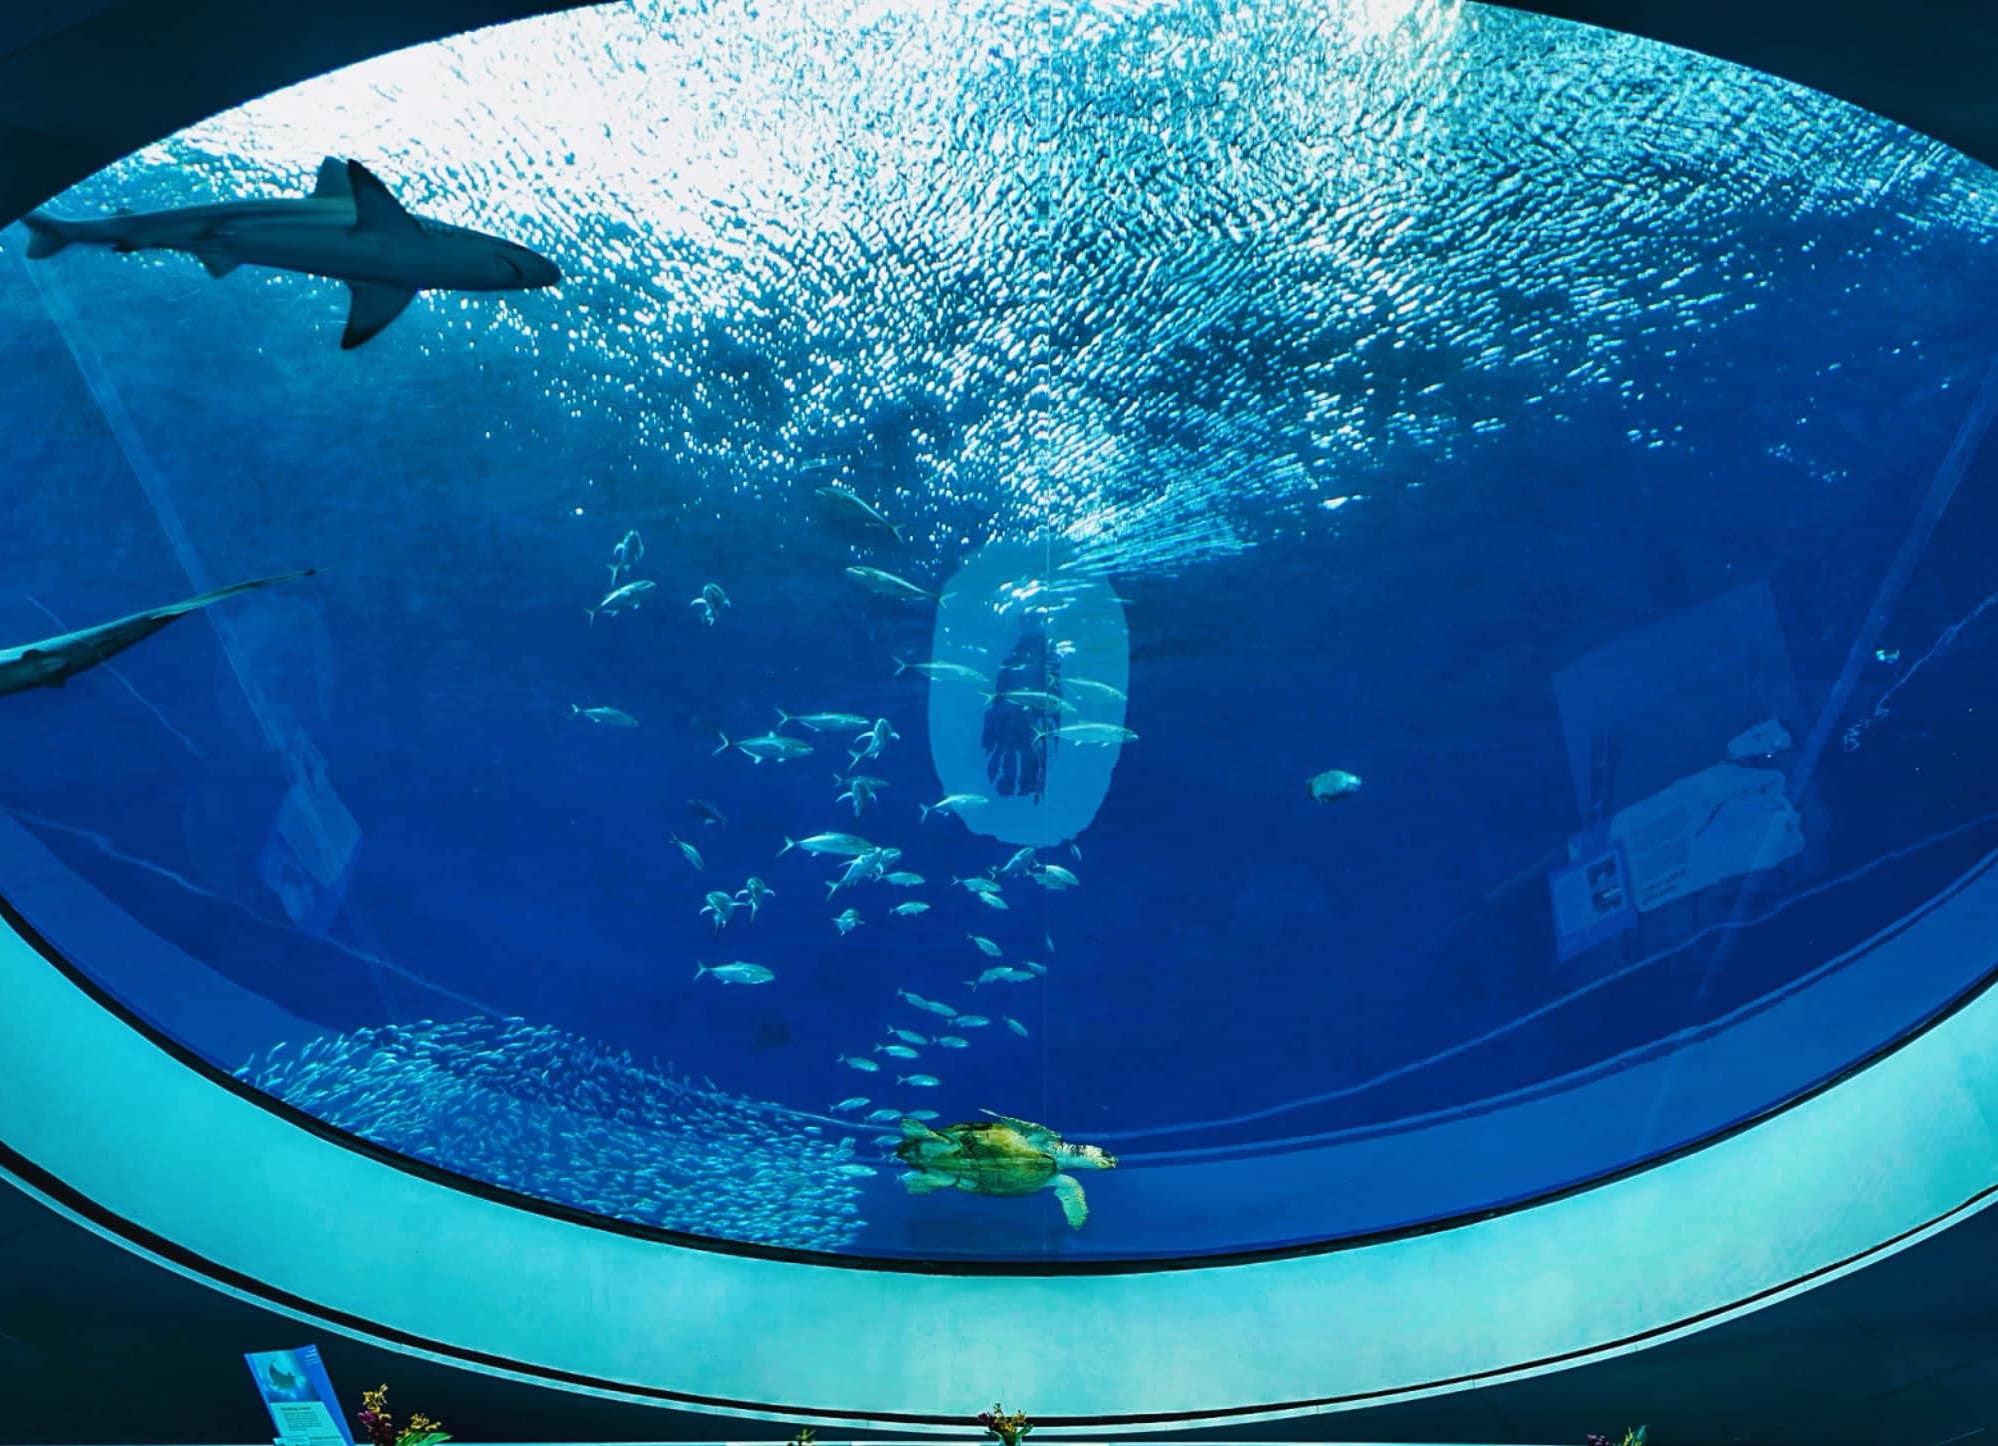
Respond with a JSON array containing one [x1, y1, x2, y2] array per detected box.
[[345, 161, 423, 239], [342, 282, 417, 350], [22, 651, 64, 685], [196, 253, 240, 279], [312, 156, 352, 200]]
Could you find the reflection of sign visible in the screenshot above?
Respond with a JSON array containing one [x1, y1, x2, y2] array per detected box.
[[926, 539, 1130, 847], [245, 1345, 354, 1446], [1550, 844, 1636, 960], [1610, 763, 1803, 913]]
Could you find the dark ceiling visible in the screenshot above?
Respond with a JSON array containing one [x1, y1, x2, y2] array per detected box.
[[2, 0, 1997, 229]]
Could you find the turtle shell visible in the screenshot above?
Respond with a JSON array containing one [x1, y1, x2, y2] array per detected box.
[[900, 1120, 1055, 1197]]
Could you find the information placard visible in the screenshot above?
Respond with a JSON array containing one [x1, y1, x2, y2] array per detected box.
[[245, 1345, 356, 1446]]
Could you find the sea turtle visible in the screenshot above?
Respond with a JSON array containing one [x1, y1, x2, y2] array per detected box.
[[895, 1110, 1116, 1228]]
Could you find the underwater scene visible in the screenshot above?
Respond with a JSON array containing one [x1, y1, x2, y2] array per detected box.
[[3, 0, 1998, 1263]]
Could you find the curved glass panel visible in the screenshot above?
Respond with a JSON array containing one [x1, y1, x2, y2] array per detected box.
[[4, 0, 1998, 1263]]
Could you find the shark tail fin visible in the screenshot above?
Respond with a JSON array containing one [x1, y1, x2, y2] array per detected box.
[[920, 804, 934, 821], [22, 214, 72, 260], [713, 732, 732, 756], [164, 569, 319, 618]]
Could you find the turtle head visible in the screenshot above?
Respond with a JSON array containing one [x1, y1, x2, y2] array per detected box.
[[1068, 1142, 1117, 1171]]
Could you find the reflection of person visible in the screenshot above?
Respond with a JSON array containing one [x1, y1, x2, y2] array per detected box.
[[982, 621, 1061, 802]]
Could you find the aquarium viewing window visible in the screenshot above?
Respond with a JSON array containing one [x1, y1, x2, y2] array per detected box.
[[4, 0, 1998, 1301]]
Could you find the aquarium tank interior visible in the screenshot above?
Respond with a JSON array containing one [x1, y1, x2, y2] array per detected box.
[[4, 0, 1998, 1297]]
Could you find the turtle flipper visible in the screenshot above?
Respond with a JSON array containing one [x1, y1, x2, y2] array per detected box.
[[903, 1170, 953, 1196], [1051, 1172, 1089, 1228]]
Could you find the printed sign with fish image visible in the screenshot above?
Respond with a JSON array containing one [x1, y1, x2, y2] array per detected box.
[[923, 538, 1131, 847]]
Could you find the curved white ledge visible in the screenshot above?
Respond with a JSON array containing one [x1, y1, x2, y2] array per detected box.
[[2, 812, 1997, 1431]]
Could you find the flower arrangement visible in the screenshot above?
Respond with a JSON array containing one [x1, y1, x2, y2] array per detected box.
[[1586, 1428, 1647, 1446], [789, 1432, 816, 1446], [977, 1403, 1032, 1446], [356, 1385, 452, 1446]]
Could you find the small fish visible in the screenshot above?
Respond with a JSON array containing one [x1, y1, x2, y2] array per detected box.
[[848, 717, 900, 770], [608, 528, 644, 582], [967, 966, 1034, 987], [831, 1097, 870, 1113], [885, 871, 926, 887], [838, 775, 888, 817], [828, 848, 898, 896], [989, 688, 1075, 716], [589, 578, 656, 622], [885, 1026, 930, 1045], [847, 566, 934, 602], [872, 1134, 903, 1149], [1036, 722, 1138, 746], [905, 1109, 940, 1121], [689, 595, 717, 627], [779, 832, 876, 858], [693, 961, 774, 985], [1021, 960, 1048, 976], [999, 848, 1038, 876], [838, 1054, 881, 1072], [716, 731, 814, 763], [702, 582, 732, 610], [699, 890, 740, 932], [898, 989, 961, 1019], [1032, 864, 1080, 890], [952, 1014, 991, 1029], [921, 793, 989, 822], [1004, 1015, 1029, 1037], [735, 876, 777, 918], [955, 875, 1002, 896], [1307, 769, 1363, 804], [776, 709, 872, 732], [687, 797, 726, 826], [894, 657, 987, 685], [834, 908, 863, 935], [874, 1043, 920, 1060], [671, 835, 705, 871], [569, 704, 638, 727], [817, 484, 906, 541], [933, 1035, 969, 1049], [1065, 677, 1127, 704], [890, 901, 931, 917], [897, 1074, 941, 1088], [863, 1107, 902, 1123], [974, 891, 1010, 911], [1876, 648, 1902, 665], [833, 1163, 880, 1178], [968, 934, 1003, 958]]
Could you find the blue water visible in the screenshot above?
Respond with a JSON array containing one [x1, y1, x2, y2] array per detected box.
[[3, 0, 1998, 1261]]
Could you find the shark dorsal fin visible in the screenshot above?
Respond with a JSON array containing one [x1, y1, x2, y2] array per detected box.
[[345, 161, 422, 238], [342, 281, 417, 349], [311, 157, 351, 200]]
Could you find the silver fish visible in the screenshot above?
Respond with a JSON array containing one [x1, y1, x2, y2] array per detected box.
[[967, 966, 1034, 987], [702, 582, 732, 610], [834, 908, 863, 935], [905, 1109, 940, 1121], [776, 709, 871, 732], [890, 902, 931, 917], [1022, 960, 1048, 976], [874, 1044, 920, 1060], [1308, 768, 1363, 803], [589, 578, 655, 622], [846, 566, 933, 602], [1037, 722, 1138, 746], [863, 1107, 902, 1123], [999, 848, 1038, 876], [671, 835, 705, 871], [934, 1035, 969, 1049], [838, 775, 887, 817], [693, 961, 773, 985], [921, 793, 988, 822], [831, 1097, 870, 1113], [955, 875, 1002, 896], [952, 1015, 991, 1028], [1032, 864, 1080, 890], [1065, 678, 1127, 704], [1004, 1016, 1029, 1037], [897, 1074, 941, 1088], [838, 1054, 882, 1072], [780, 832, 876, 858], [699, 890, 740, 931], [968, 934, 1003, 958], [608, 528, 644, 582], [834, 1163, 880, 1178], [816, 484, 905, 541], [893, 657, 989, 685], [885, 1026, 930, 1045], [885, 871, 926, 887], [717, 731, 814, 763], [974, 891, 1010, 911], [570, 704, 638, 727]]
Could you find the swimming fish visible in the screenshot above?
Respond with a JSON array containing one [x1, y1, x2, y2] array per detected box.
[[874, 1043, 920, 1060], [885, 1026, 930, 1045], [864, 1107, 903, 1123], [848, 717, 900, 770], [989, 688, 1076, 716], [590, 578, 655, 623], [973, 891, 1010, 912], [921, 793, 989, 822], [816, 484, 906, 541], [1021, 960, 1048, 976], [779, 832, 876, 858], [846, 566, 934, 602], [999, 848, 1039, 876], [955, 875, 1003, 896], [834, 1163, 880, 1178], [933, 1035, 969, 1049], [893, 657, 989, 685], [1031, 864, 1079, 890], [831, 1097, 870, 1113], [905, 1109, 940, 1121], [952, 1015, 991, 1029], [839, 1054, 882, 1072], [735, 876, 776, 918], [717, 731, 814, 763], [690, 596, 717, 628], [702, 582, 732, 611], [671, 835, 705, 871], [885, 871, 925, 887], [699, 890, 740, 932], [967, 966, 1034, 987], [1004, 1016, 1029, 1037], [890, 902, 931, 917], [1065, 678, 1127, 704], [608, 528, 644, 583], [898, 989, 960, 1019], [838, 775, 887, 817], [776, 709, 871, 733], [897, 1074, 941, 1088], [968, 934, 1003, 957], [834, 908, 863, 935], [1036, 722, 1138, 746], [1307, 768, 1363, 804], [569, 704, 638, 727], [693, 961, 774, 985], [687, 797, 726, 826]]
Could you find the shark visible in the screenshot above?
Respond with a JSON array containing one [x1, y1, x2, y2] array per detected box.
[[21, 157, 560, 349], [0, 570, 318, 698]]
